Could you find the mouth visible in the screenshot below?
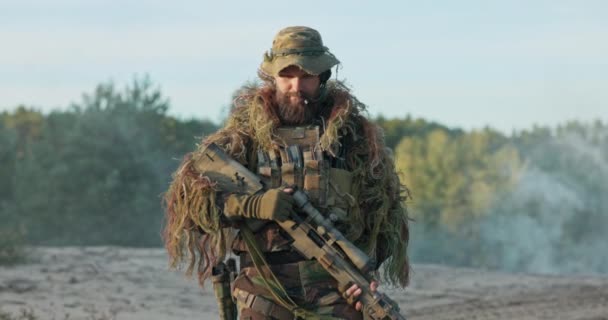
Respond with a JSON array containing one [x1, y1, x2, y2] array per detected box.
[[287, 93, 306, 104]]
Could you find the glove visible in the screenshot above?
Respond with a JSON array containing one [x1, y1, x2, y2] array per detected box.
[[224, 189, 295, 222]]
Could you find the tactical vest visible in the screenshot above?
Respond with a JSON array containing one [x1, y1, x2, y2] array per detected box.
[[231, 125, 357, 253]]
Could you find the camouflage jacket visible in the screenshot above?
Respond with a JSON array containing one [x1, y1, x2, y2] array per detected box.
[[163, 80, 410, 289]]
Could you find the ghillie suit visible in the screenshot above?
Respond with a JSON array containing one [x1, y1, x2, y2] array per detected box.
[[163, 79, 410, 319]]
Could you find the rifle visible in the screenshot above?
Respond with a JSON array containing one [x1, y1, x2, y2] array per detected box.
[[198, 143, 406, 320]]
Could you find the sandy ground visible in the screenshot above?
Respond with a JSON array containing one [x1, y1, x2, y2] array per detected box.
[[1, 247, 607, 320]]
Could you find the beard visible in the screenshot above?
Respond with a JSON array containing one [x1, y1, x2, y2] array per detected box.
[[274, 91, 321, 126]]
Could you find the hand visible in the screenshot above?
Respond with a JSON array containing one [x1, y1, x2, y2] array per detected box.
[[344, 281, 379, 311], [224, 188, 295, 221], [257, 188, 296, 221]]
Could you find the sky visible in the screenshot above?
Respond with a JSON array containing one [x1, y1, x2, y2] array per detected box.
[[1, 0, 607, 134]]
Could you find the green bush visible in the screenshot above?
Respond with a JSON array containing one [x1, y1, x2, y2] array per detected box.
[[0, 228, 25, 265]]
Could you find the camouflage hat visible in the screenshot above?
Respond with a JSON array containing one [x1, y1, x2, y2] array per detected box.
[[260, 26, 340, 77]]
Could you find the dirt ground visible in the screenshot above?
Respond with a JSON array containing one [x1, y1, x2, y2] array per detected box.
[[1, 247, 607, 320]]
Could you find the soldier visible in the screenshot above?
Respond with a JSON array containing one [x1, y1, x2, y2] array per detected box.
[[163, 26, 410, 319]]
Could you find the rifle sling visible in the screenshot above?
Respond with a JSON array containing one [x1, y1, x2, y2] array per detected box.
[[240, 224, 335, 320]]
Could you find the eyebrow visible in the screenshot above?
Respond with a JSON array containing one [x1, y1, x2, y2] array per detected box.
[[279, 71, 314, 77]]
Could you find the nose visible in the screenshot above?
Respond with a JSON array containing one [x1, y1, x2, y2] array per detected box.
[[290, 77, 303, 92]]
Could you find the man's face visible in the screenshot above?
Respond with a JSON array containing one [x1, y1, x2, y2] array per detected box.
[[273, 65, 321, 125], [274, 65, 321, 103]]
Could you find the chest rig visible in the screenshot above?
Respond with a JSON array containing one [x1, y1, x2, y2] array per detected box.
[[232, 125, 356, 254], [257, 125, 356, 219]]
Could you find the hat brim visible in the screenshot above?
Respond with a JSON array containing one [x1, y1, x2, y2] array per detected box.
[[261, 53, 339, 77]]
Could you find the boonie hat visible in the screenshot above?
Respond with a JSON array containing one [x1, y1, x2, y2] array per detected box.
[[260, 26, 340, 77]]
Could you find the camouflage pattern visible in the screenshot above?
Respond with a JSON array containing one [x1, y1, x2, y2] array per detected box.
[[231, 222, 293, 253], [229, 129, 370, 319], [260, 26, 340, 77], [233, 262, 362, 320], [231, 125, 356, 257], [204, 122, 356, 318], [212, 259, 238, 320], [163, 27, 410, 319]]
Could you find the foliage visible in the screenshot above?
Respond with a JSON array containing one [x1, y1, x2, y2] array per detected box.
[[0, 120, 24, 265], [478, 121, 608, 274], [394, 127, 524, 266], [393, 120, 608, 274], [375, 115, 462, 150], [1, 78, 606, 275], [0, 78, 218, 247], [395, 127, 520, 227], [0, 228, 25, 265]]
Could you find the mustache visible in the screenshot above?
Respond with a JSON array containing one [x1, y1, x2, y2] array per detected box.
[[274, 90, 320, 125], [284, 92, 312, 105]]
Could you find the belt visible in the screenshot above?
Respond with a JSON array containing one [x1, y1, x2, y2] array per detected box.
[[239, 251, 307, 268]]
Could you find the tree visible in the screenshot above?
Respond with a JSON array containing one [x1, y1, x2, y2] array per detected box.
[[395, 127, 523, 266]]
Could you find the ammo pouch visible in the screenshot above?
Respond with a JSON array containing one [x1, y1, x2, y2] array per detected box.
[[257, 125, 356, 222], [233, 288, 294, 320]]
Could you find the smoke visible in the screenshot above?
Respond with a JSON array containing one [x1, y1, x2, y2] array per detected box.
[[479, 128, 608, 275], [480, 167, 583, 273]]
